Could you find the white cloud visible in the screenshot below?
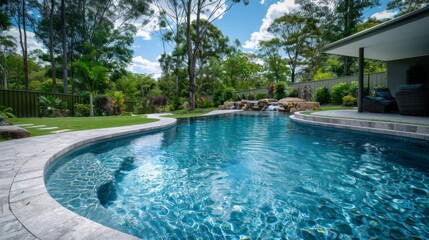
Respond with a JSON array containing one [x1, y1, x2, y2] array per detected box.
[[129, 56, 162, 78], [260, 0, 265, 4], [371, 10, 396, 20], [3, 27, 46, 55], [243, 0, 299, 49]]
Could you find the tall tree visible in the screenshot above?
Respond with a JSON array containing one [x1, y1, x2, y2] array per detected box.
[[259, 38, 290, 83], [47, 0, 57, 93], [387, 0, 429, 15], [268, 13, 310, 83], [9, 1, 30, 91], [0, 0, 14, 90], [333, 0, 380, 76], [155, 0, 186, 99], [182, 0, 249, 110], [61, 0, 68, 94]]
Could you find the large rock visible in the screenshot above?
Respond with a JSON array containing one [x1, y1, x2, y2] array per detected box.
[[0, 116, 13, 126], [258, 98, 278, 103], [278, 98, 306, 104], [0, 126, 32, 139]]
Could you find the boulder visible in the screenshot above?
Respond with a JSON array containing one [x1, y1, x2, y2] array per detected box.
[[0, 126, 32, 139], [278, 98, 306, 104], [279, 106, 286, 112], [290, 108, 297, 113], [258, 98, 278, 103]]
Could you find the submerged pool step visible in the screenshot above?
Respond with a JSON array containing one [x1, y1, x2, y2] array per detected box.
[[291, 112, 429, 141]]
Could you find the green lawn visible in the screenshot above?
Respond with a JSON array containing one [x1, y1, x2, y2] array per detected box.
[[7, 115, 158, 137], [167, 107, 218, 118], [319, 104, 356, 111]]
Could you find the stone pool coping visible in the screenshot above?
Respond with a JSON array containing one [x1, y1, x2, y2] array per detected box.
[[1, 115, 176, 239], [290, 111, 429, 141]]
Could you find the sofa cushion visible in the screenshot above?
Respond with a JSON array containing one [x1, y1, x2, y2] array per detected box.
[[375, 88, 394, 100], [399, 84, 423, 91]]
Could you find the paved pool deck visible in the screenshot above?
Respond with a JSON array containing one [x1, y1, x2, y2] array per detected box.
[[290, 110, 429, 141]]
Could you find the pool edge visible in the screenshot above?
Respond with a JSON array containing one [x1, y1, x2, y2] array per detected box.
[[4, 116, 176, 240]]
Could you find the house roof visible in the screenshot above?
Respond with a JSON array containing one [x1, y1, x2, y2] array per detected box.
[[322, 6, 429, 61]]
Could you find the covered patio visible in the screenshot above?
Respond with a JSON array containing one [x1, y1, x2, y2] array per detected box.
[[322, 6, 429, 115], [291, 7, 429, 141]]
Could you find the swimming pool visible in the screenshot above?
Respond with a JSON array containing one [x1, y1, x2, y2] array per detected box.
[[45, 112, 429, 239]]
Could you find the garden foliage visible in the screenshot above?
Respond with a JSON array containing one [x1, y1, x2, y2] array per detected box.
[[314, 87, 330, 104]]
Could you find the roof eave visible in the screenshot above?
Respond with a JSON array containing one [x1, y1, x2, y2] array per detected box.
[[322, 6, 429, 53]]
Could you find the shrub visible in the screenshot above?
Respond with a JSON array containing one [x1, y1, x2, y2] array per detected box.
[[94, 95, 109, 116], [331, 82, 349, 104], [314, 87, 330, 104], [197, 97, 212, 108], [274, 82, 287, 99], [38, 96, 68, 117], [287, 87, 299, 97], [0, 106, 15, 118], [256, 93, 270, 100], [73, 104, 90, 117], [342, 95, 357, 106], [348, 81, 359, 98], [150, 96, 168, 112], [106, 91, 126, 115], [233, 94, 241, 101], [240, 93, 246, 100], [213, 88, 224, 106], [222, 87, 235, 102]]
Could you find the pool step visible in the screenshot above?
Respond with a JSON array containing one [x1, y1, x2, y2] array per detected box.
[[290, 112, 429, 141]]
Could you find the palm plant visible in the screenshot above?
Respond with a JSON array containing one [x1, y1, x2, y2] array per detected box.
[[73, 61, 108, 116], [38, 96, 68, 117], [0, 105, 15, 118]]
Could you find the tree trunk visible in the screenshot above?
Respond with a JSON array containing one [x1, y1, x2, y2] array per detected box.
[[49, 0, 57, 93], [22, 1, 29, 91], [185, 0, 196, 110], [61, 0, 68, 94], [89, 92, 94, 116]]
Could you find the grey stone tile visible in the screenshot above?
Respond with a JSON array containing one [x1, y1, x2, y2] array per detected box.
[[11, 176, 44, 192], [83, 227, 138, 240], [0, 228, 35, 240], [9, 183, 46, 203], [43, 216, 103, 240], [13, 170, 43, 182]]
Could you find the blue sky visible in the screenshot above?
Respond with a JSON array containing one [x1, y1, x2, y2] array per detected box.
[[129, 0, 394, 78]]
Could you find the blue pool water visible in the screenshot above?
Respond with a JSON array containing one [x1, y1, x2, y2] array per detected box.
[[46, 112, 429, 239]]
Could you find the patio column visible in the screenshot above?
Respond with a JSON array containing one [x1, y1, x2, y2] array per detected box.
[[358, 48, 364, 112]]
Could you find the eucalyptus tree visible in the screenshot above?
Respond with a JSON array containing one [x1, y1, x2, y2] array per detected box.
[[268, 13, 310, 83], [0, 0, 14, 90], [258, 38, 290, 83], [32, 0, 153, 93], [387, 0, 429, 16], [154, 0, 187, 98], [7, 0, 31, 91], [331, 0, 380, 76], [181, 0, 249, 110], [221, 51, 263, 91]]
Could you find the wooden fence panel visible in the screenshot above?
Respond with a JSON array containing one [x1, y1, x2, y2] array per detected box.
[[0, 89, 83, 117]]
